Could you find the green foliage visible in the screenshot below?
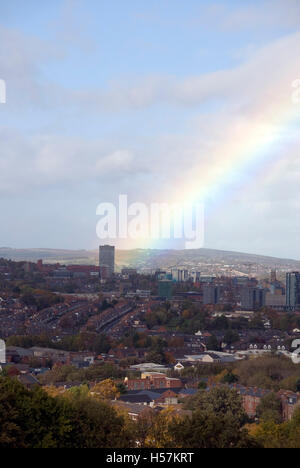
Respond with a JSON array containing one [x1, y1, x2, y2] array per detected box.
[[210, 316, 229, 330], [116, 382, 127, 394], [223, 329, 240, 346], [6, 334, 53, 348], [256, 393, 282, 424], [222, 371, 238, 384], [0, 376, 133, 448], [144, 302, 209, 334], [253, 410, 300, 449], [58, 333, 111, 354], [183, 386, 248, 426], [169, 410, 259, 448], [39, 362, 125, 385], [206, 334, 220, 351], [197, 381, 207, 389], [20, 290, 63, 311], [6, 332, 111, 354], [235, 356, 300, 391]]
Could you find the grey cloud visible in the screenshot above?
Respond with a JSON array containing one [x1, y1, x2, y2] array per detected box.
[[1, 22, 300, 113], [0, 130, 147, 194], [193, 0, 300, 32]]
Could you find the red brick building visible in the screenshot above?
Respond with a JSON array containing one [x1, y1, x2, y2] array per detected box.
[[278, 390, 300, 421], [125, 374, 182, 391]]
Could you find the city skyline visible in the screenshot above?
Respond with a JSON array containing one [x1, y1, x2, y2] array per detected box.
[[1, 1, 300, 258], [3, 1, 300, 452]]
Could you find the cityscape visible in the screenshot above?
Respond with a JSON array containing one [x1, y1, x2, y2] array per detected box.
[[1, 245, 300, 449], [1, 0, 300, 455]]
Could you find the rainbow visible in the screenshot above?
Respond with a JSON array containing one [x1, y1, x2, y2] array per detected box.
[[112, 90, 300, 251], [153, 96, 300, 245]]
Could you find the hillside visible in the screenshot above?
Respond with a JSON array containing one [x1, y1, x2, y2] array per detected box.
[[1, 247, 300, 277]]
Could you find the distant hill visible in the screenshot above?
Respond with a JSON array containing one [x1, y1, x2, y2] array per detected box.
[[1, 247, 300, 276], [0, 247, 95, 264]]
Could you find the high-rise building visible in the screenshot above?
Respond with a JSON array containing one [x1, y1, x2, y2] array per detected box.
[[99, 245, 115, 278], [171, 269, 189, 282], [286, 272, 300, 311], [270, 269, 277, 283], [190, 271, 201, 283], [203, 285, 221, 305], [241, 287, 266, 310], [158, 280, 173, 300]]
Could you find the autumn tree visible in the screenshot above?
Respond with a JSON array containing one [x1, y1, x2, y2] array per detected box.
[[183, 386, 248, 426], [91, 379, 120, 400], [256, 393, 282, 424], [144, 408, 182, 448], [169, 410, 259, 448]]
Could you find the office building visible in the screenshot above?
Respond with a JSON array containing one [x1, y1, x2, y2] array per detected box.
[[270, 270, 277, 283], [265, 292, 286, 310], [158, 280, 173, 300], [241, 287, 266, 310], [286, 272, 300, 311], [171, 269, 189, 282], [99, 245, 115, 278], [203, 285, 221, 305]]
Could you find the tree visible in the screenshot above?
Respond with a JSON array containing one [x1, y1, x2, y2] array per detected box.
[[0, 376, 134, 448], [0, 382, 25, 448], [198, 381, 207, 390], [135, 408, 157, 447], [63, 390, 133, 448], [145, 350, 165, 364], [207, 334, 220, 351], [169, 409, 259, 448], [0, 376, 72, 448], [256, 393, 282, 424], [252, 420, 289, 448], [183, 386, 247, 426], [116, 382, 127, 395], [223, 329, 240, 346], [20, 293, 37, 307], [211, 316, 229, 330], [92, 379, 120, 400], [222, 371, 238, 384], [144, 408, 181, 448]]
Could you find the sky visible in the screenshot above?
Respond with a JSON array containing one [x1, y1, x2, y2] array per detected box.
[[0, 0, 300, 258]]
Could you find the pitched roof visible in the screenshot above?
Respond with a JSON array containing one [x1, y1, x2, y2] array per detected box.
[[119, 394, 153, 404]]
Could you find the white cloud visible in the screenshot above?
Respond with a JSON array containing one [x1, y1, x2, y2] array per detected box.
[[193, 0, 300, 32], [1, 30, 300, 198], [48, 32, 300, 113], [0, 130, 143, 193], [1, 14, 300, 255]]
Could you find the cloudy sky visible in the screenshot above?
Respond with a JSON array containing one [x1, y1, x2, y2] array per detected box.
[[0, 0, 300, 258]]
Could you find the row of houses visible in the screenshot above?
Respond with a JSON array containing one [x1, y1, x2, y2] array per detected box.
[[211, 384, 300, 421], [118, 380, 300, 423], [124, 371, 183, 391], [5, 346, 95, 369]]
